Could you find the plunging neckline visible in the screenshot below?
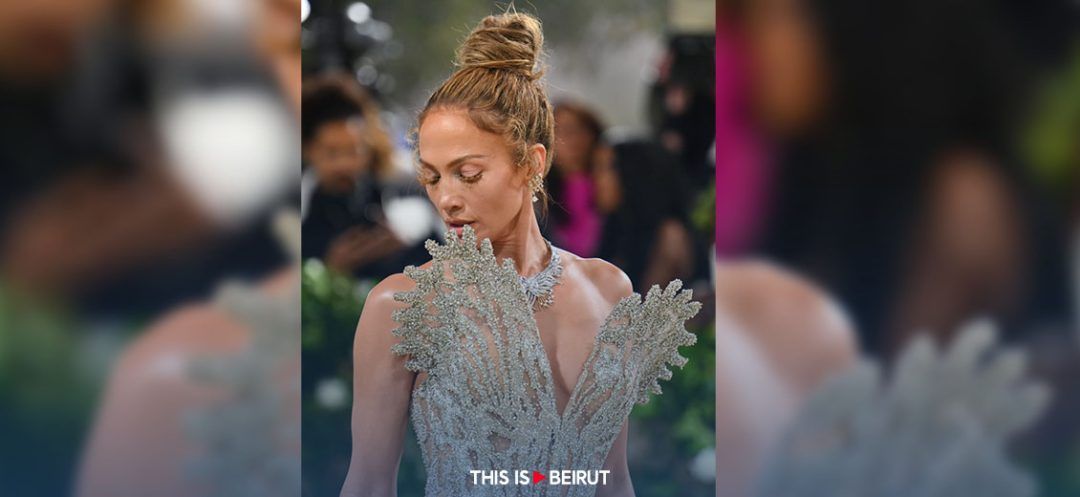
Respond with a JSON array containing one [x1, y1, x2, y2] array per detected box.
[[391, 228, 701, 496], [513, 247, 638, 421]]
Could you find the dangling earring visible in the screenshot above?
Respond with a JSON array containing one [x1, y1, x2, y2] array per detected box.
[[529, 174, 543, 203]]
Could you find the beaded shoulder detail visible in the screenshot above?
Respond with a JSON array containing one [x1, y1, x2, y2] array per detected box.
[[389, 227, 530, 375], [597, 279, 702, 404], [387, 226, 700, 497]]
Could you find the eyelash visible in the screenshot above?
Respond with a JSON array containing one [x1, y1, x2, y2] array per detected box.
[[419, 171, 482, 185]]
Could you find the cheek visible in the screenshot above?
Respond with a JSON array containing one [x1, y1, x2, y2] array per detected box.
[[473, 174, 528, 222], [477, 179, 521, 210]]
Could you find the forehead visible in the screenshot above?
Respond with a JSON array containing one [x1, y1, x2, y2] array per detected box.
[[418, 109, 509, 165], [314, 117, 364, 138]]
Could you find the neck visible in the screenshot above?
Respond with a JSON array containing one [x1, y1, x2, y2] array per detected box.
[[489, 205, 550, 277]]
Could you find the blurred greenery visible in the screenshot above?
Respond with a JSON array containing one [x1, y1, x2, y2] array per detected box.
[[0, 287, 120, 496], [300, 259, 377, 496], [304, 0, 665, 107], [629, 317, 715, 496], [1022, 45, 1080, 193], [691, 181, 716, 237], [301, 259, 716, 496]]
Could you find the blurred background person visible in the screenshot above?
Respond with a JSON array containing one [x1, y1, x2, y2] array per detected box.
[[649, 34, 717, 189], [595, 139, 702, 291], [300, 72, 436, 280], [725, 0, 1057, 357], [0, 0, 297, 314], [299, 1, 717, 496], [546, 100, 606, 257]]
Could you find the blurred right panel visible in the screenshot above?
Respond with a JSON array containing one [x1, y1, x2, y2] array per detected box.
[[715, 1, 1080, 496]]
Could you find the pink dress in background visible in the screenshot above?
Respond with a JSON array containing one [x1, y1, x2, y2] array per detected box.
[[554, 172, 602, 257], [715, 16, 770, 257]]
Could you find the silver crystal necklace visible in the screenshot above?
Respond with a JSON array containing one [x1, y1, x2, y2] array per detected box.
[[519, 239, 562, 310]]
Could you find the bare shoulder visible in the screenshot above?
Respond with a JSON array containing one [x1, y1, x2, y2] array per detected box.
[[117, 304, 249, 383], [716, 260, 843, 317], [364, 272, 415, 312], [560, 251, 634, 305], [353, 272, 417, 347], [96, 302, 252, 418], [715, 259, 857, 388]]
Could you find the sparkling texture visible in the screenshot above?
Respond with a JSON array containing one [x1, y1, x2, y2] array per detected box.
[[185, 210, 301, 497], [391, 226, 701, 497], [519, 238, 562, 310], [756, 320, 1050, 497]]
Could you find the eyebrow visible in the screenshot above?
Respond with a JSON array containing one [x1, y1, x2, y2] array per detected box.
[[417, 154, 487, 171]]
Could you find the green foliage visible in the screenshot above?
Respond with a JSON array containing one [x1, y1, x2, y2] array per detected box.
[[300, 260, 430, 496], [0, 287, 109, 495], [301, 259, 373, 496], [691, 180, 716, 238], [300, 259, 367, 352], [1021, 44, 1080, 198], [630, 318, 716, 496]]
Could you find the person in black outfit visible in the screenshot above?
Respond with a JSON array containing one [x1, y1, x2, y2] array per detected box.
[[301, 73, 433, 281]]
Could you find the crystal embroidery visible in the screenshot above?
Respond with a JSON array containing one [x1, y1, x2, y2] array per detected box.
[[519, 238, 562, 310], [390, 226, 701, 497]]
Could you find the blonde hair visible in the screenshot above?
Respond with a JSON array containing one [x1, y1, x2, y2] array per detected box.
[[417, 12, 555, 207]]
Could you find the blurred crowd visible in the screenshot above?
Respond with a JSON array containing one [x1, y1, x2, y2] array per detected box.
[[1, 0, 299, 315], [717, 0, 1078, 357], [715, 1, 1080, 495], [299, 21, 716, 298]]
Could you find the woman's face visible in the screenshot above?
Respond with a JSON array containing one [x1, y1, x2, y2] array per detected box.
[[417, 108, 536, 242], [745, 0, 829, 136], [305, 118, 372, 193], [553, 109, 596, 173]]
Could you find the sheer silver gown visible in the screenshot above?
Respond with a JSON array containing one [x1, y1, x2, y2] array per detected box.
[[391, 227, 701, 497]]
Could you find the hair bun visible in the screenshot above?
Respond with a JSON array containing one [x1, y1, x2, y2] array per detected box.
[[455, 13, 544, 80]]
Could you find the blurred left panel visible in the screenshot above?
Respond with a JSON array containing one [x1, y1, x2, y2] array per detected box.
[[0, 1, 301, 496]]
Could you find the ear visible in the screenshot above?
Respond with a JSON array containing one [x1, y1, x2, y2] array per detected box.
[[528, 143, 547, 177]]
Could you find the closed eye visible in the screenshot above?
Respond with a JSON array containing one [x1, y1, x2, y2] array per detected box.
[[418, 171, 440, 185], [459, 171, 482, 183]]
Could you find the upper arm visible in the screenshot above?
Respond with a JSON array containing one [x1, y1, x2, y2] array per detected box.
[[340, 274, 417, 497], [77, 306, 249, 497]]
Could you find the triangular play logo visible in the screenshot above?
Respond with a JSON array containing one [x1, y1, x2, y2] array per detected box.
[[532, 470, 546, 484]]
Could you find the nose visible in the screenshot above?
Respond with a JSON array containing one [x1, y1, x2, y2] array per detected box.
[[431, 183, 465, 218]]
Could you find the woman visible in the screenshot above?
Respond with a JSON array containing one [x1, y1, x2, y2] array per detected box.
[[546, 101, 605, 257], [339, 13, 700, 497], [594, 139, 698, 292]]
